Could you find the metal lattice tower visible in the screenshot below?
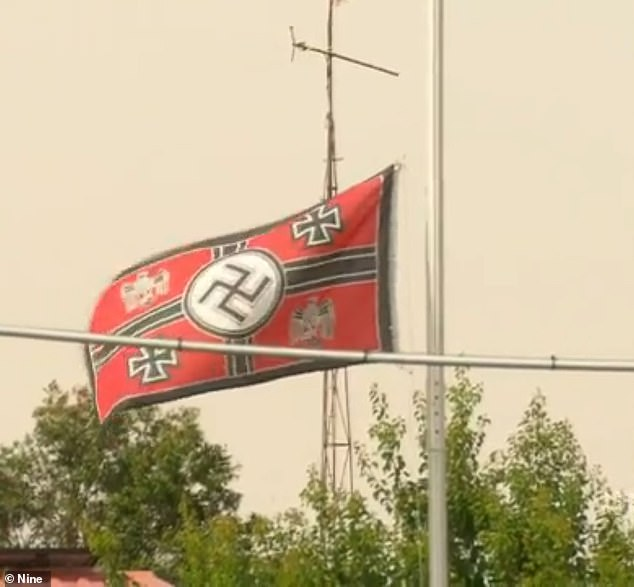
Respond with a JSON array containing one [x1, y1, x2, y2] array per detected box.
[[319, 0, 354, 493], [289, 2, 397, 494]]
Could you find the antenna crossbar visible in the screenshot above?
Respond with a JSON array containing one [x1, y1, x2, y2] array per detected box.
[[289, 26, 399, 77]]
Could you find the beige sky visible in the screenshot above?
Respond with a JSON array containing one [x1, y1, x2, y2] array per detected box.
[[1, 0, 633, 515]]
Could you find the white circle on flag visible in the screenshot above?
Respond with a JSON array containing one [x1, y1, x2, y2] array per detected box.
[[183, 249, 285, 338]]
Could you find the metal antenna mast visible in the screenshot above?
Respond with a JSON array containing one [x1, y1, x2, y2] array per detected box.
[[290, 5, 399, 493], [321, 0, 353, 494]]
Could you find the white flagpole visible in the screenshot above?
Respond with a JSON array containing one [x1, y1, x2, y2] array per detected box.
[[426, 0, 448, 584]]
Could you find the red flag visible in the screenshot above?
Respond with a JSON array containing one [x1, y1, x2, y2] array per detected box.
[[86, 166, 397, 421]]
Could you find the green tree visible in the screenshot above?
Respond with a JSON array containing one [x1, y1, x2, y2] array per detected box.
[[591, 488, 634, 584], [174, 469, 395, 586], [355, 372, 493, 585], [0, 381, 240, 578], [7, 375, 633, 585], [178, 370, 634, 585], [354, 371, 634, 585], [0, 444, 33, 546], [480, 391, 596, 584], [479, 390, 634, 585]]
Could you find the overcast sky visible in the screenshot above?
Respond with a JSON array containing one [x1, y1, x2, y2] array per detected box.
[[1, 0, 633, 515]]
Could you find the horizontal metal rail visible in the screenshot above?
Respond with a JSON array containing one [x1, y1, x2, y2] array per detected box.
[[0, 324, 633, 373]]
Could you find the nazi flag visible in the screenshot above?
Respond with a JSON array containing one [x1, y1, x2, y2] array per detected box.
[[86, 165, 398, 421]]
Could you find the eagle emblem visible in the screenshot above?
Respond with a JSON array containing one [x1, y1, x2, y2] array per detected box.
[[120, 269, 170, 313], [289, 297, 335, 347]]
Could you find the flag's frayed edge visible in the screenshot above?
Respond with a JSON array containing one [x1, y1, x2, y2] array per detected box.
[[388, 161, 402, 353]]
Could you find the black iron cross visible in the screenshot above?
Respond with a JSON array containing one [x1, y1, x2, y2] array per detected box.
[[127, 347, 179, 384], [291, 204, 343, 247]]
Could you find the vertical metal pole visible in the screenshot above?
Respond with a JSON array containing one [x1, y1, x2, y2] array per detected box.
[[320, 0, 354, 494], [325, 0, 337, 199], [426, 0, 448, 585]]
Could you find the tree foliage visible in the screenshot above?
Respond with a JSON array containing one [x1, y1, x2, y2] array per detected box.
[[171, 370, 634, 585], [2, 374, 633, 585], [0, 381, 240, 579]]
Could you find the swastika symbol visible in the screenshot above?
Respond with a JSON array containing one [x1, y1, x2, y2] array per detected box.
[[197, 264, 272, 324], [183, 249, 285, 338]]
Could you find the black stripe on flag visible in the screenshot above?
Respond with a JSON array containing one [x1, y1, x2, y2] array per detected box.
[[212, 241, 252, 369], [212, 240, 247, 259], [226, 337, 254, 376], [377, 167, 395, 351], [91, 241, 248, 371], [284, 246, 377, 295], [91, 299, 184, 368]]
